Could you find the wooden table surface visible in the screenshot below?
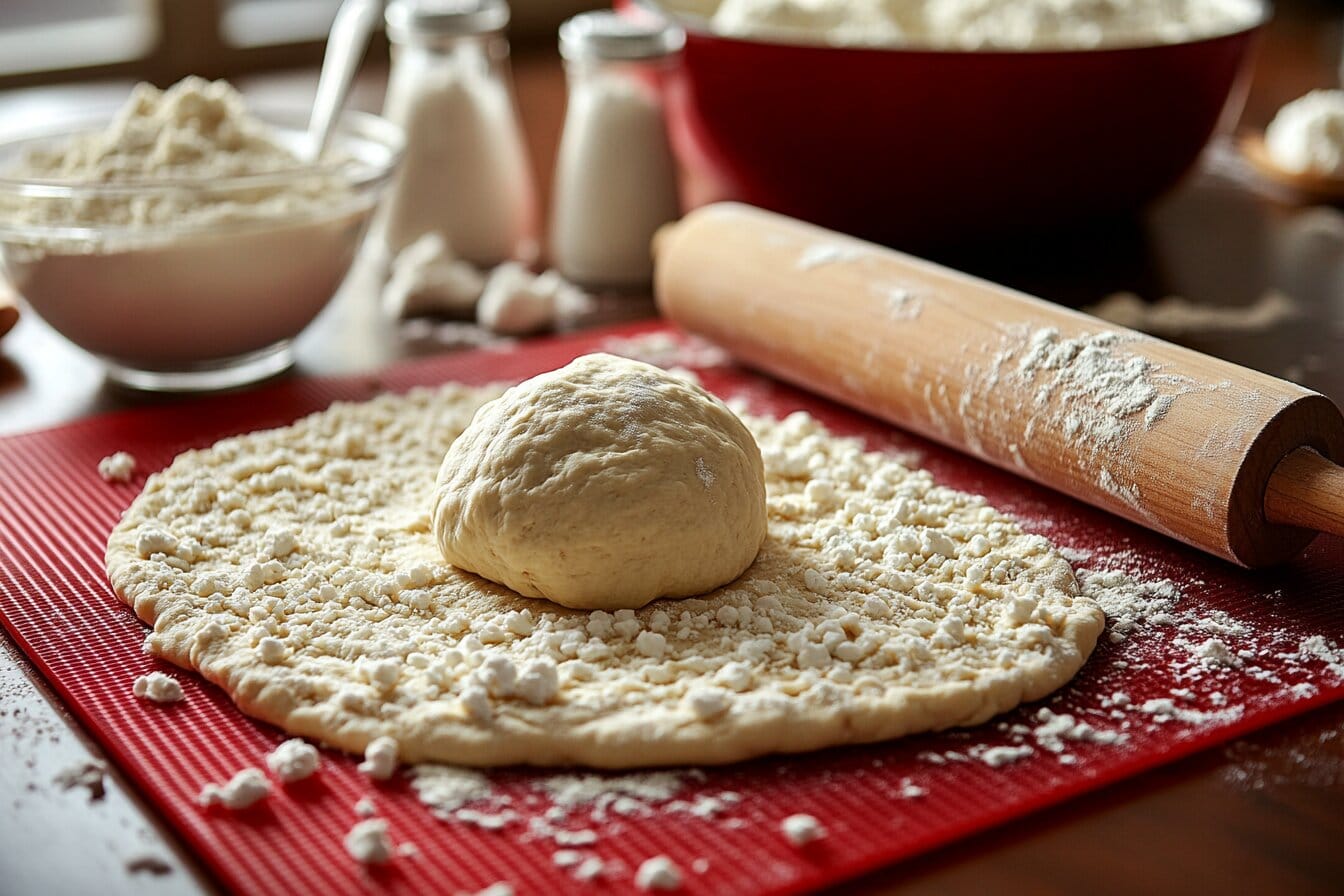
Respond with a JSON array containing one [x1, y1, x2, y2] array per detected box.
[[3, 3, 1344, 894]]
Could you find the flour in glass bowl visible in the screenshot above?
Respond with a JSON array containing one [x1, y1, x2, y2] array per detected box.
[[2, 77, 346, 233], [0, 77, 391, 376], [687, 0, 1264, 49]]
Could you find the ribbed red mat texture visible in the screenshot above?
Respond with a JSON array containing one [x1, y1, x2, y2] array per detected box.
[[2, 320, 1343, 896]]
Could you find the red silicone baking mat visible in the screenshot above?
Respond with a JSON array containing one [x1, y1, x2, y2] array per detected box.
[[2, 320, 1343, 896]]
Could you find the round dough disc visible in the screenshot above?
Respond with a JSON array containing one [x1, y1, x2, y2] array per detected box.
[[106, 380, 1105, 768]]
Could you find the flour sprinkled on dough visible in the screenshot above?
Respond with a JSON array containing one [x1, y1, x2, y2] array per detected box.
[[107, 375, 1103, 768]]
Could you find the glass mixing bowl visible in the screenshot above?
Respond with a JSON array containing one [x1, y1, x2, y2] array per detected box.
[[0, 106, 403, 391]]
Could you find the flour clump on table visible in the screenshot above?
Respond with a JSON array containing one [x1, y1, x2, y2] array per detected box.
[[1264, 89, 1344, 177], [106, 365, 1104, 767], [432, 354, 768, 610]]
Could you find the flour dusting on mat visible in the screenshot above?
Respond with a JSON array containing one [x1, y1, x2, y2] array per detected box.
[[410, 765, 495, 818], [600, 331, 733, 369]]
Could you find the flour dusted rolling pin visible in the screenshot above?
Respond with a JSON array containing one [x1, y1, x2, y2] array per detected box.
[[653, 203, 1344, 568]]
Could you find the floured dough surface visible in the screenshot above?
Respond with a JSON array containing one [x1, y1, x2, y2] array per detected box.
[[106, 379, 1104, 768], [433, 354, 767, 610]]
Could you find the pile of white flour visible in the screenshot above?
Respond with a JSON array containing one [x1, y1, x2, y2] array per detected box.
[[4, 77, 347, 234], [684, 0, 1262, 49]]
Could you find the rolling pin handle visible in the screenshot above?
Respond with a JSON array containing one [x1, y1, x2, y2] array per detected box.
[[1264, 447, 1344, 540]]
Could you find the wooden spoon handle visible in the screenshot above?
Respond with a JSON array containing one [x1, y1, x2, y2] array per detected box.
[[1264, 448, 1344, 539]]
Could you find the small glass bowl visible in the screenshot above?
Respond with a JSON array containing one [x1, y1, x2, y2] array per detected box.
[[0, 106, 403, 391]]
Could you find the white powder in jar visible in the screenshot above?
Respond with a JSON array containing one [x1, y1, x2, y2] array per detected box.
[[696, 0, 1262, 49], [380, 59, 537, 266], [550, 75, 682, 289]]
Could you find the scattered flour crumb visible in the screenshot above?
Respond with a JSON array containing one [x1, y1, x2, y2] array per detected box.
[[781, 813, 826, 845], [266, 738, 320, 783], [467, 885, 514, 896], [358, 736, 399, 780], [452, 808, 518, 830], [98, 451, 137, 482], [1033, 708, 1127, 753], [575, 857, 605, 881], [1078, 567, 1179, 643], [1297, 635, 1344, 678], [198, 768, 270, 810], [635, 856, 682, 891], [1139, 698, 1245, 725], [980, 745, 1034, 768], [344, 818, 393, 864], [1196, 637, 1242, 668], [898, 779, 927, 799], [355, 797, 377, 817], [132, 672, 184, 704], [535, 771, 688, 820]]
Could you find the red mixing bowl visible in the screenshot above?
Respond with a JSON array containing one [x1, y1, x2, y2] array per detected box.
[[624, 0, 1267, 248]]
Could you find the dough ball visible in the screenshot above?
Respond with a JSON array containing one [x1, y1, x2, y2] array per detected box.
[[432, 353, 767, 609]]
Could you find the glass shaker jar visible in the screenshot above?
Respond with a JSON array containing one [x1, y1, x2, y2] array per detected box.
[[380, 0, 538, 267], [550, 11, 685, 291]]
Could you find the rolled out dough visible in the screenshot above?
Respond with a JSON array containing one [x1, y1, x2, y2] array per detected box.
[[106, 374, 1104, 768]]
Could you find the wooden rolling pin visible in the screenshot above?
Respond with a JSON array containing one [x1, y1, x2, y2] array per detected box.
[[654, 203, 1344, 568]]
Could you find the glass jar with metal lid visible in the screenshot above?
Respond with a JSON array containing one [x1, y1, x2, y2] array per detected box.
[[380, 0, 538, 267], [549, 10, 685, 290]]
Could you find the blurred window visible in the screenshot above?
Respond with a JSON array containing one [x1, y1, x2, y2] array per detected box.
[[221, 0, 342, 48], [0, 0, 597, 88], [0, 0, 157, 77]]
